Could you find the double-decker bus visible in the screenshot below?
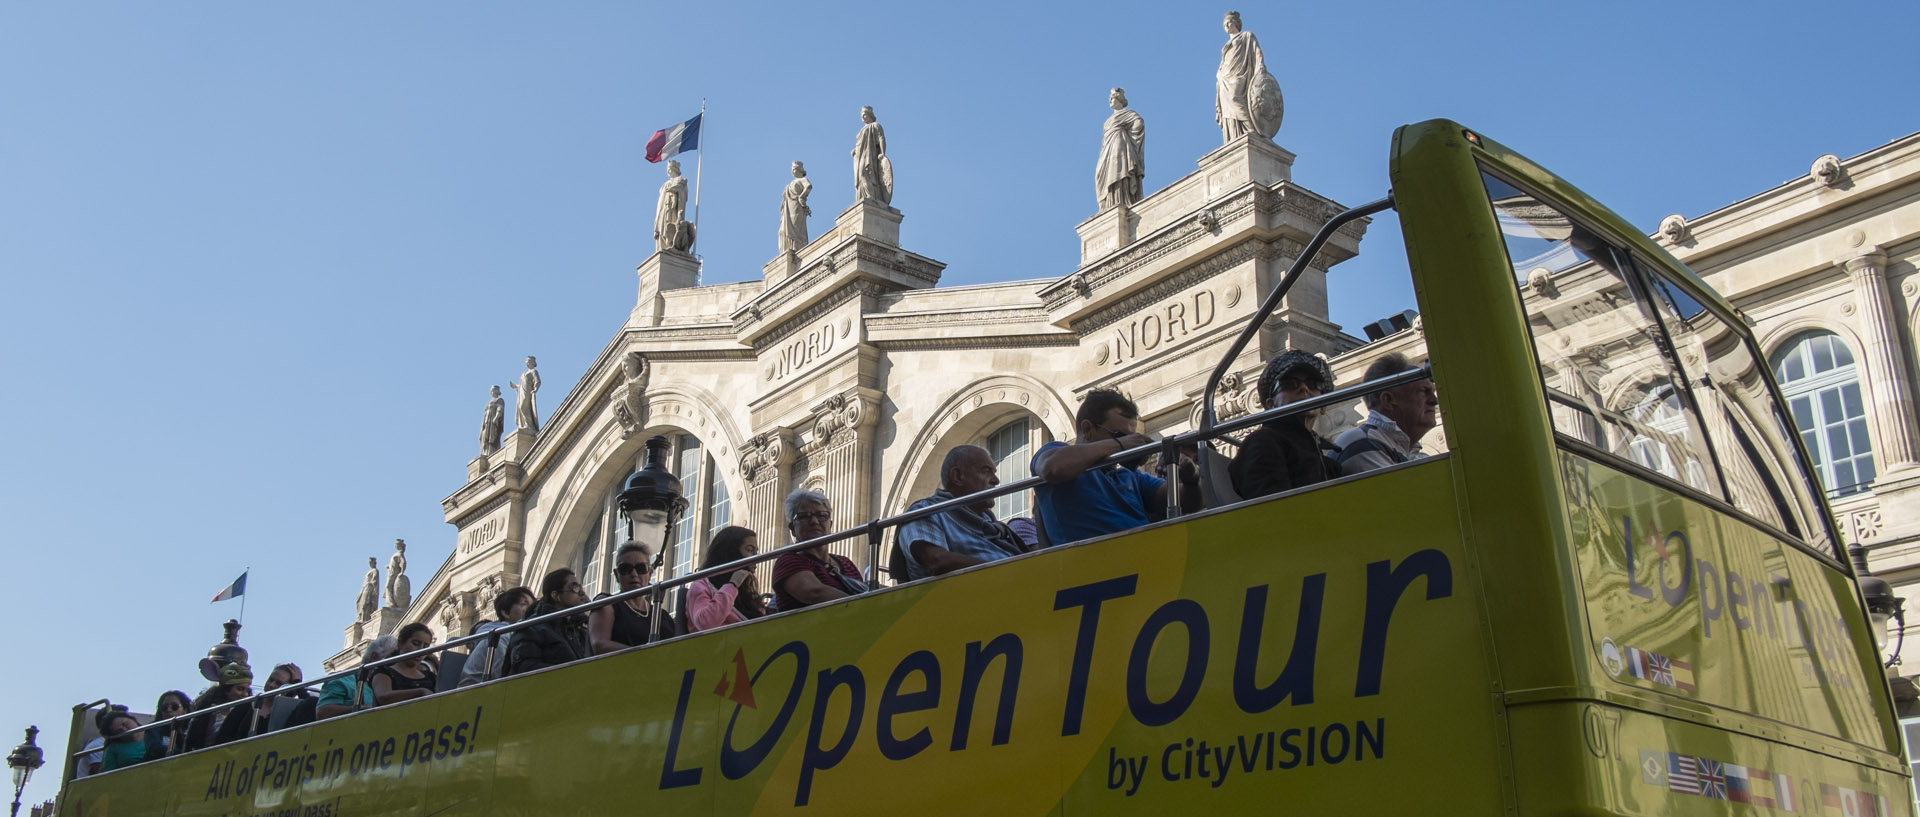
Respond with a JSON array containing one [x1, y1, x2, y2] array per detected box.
[[57, 120, 1909, 817]]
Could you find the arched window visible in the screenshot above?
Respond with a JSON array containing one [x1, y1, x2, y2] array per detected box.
[[1772, 331, 1874, 498], [986, 417, 1034, 521], [573, 432, 734, 596]]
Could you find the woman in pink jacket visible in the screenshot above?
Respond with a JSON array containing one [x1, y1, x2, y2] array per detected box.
[[687, 526, 767, 631]]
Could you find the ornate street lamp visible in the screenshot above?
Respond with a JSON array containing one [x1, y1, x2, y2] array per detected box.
[[617, 435, 688, 643], [1851, 544, 1906, 669], [8, 726, 44, 817]]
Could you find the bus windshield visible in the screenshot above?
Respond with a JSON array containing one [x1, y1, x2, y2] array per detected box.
[[1480, 168, 1833, 557]]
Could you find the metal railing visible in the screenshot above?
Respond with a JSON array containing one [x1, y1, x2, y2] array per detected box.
[[65, 195, 1428, 784]]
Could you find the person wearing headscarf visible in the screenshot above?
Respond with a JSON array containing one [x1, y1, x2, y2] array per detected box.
[[1228, 349, 1342, 499], [186, 661, 255, 751]]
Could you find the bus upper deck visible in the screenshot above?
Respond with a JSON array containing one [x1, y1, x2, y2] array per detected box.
[[56, 120, 1909, 817]]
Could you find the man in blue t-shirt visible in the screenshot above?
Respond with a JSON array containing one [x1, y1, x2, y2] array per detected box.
[[1032, 388, 1199, 544]]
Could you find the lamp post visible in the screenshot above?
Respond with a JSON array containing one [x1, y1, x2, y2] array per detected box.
[[7, 726, 44, 817], [617, 435, 688, 643], [1851, 544, 1907, 669]]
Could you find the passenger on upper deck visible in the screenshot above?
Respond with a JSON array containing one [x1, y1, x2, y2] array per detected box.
[[772, 489, 868, 611], [147, 690, 189, 759], [508, 568, 590, 675], [222, 662, 313, 742], [96, 706, 146, 772], [185, 661, 253, 750], [898, 445, 1029, 580], [591, 542, 680, 653], [317, 636, 395, 720], [1229, 350, 1342, 500], [687, 526, 766, 632], [460, 586, 533, 687], [1032, 388, 1200, 544], [371, 624, 438, 704], [1334, 352, 1437, 474]]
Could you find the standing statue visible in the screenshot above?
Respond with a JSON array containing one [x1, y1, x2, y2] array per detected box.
[[385, 539, 411, 609], [509, 356, 541, 432], [778, 161, 813, 254], [480, 385, 505, 455], [654, 160, 694, 252], [355, 557, 379, 621], [851, 106, 893, 206], [1214, 11, 1284, 143], [1095, 87, 1146, 211]]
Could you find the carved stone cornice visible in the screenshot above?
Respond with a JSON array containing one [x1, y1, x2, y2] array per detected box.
[[866, 307, 1050, 330], [872, 335, 1079, 352], [1069, 240, 1282, 336], [742, 280, 886, 350], [738, 427, 794, 484], [802, 389, 876, 455], [450, 492, 512, 530]]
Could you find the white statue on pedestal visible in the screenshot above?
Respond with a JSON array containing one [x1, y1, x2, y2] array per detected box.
[[851, 106, 893, 206], [1095, 87, 1146, 211], [355, 557, 379, 621], [654, 161, 694, 252], [1214, 11, 1284, 143], [385, 539, 411, 609], [779, 161, 813, 254], [480, 385, 504, 455], [510, 356, 541, 432]]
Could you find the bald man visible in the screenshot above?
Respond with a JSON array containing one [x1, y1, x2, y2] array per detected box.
[[897, 445, 1029, 580]]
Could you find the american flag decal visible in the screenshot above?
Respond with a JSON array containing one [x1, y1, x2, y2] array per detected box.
[[1644, 750, 1812, 811], [1669, 753, 1700, 794]]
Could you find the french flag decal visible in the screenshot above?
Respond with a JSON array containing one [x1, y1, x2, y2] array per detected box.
[[646, 113, 702, 163]]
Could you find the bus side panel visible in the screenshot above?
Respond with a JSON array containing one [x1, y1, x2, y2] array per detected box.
[[1508, 701, 1913, 817], [1562, 452, 1891, 752], [62, 462, 1502, 816], [63, 682, 509, 817]]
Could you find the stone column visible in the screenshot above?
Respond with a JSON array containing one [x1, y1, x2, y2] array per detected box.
[[1845, 248, 1920, 473], [799, 390, 879, 576]]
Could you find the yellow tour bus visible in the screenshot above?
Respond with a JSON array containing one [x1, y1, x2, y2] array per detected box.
[[57, 120, 1910, 817]]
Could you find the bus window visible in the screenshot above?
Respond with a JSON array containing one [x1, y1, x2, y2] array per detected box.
[[1479, 170, 1724, 499], [1638, 259, 1833, 552]]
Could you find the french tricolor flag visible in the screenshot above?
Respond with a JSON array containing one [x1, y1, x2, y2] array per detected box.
[[645, 113, 702, 163], [210, 570, 247, 603]]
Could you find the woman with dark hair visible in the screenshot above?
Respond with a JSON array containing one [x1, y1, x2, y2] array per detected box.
[[96, 706, 147, 772], [508, 568, 590, 675], [145, 690, 190, 759], [590, 542, 680, 653], [687, 526, 766, 632], [459, 586, 534, 687], [185, 662, 254, 751], [370, 623, 437, 704]]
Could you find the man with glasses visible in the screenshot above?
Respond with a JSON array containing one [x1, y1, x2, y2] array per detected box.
[[1032, 388, 1200, 545], [1334, 352, 1437, 474], [772, 489, 869, 611], [1229, 350, 1343, 500]]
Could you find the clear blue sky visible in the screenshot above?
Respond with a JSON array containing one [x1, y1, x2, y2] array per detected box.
[[2, 0, 1914, 802]]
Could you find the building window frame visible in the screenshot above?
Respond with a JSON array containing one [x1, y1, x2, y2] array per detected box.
[[1772, 330, 1875, 499]]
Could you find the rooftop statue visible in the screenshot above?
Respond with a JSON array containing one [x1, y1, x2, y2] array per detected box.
[[510, 356, 541, 433], [356, 557, 379, 621], [779, 161, 813, 255], [654, 160, 694, 252], [480, 385, 504, 456], [1214, 11, 1284, 143], [386, 539, 411, 610], [851, 106, 893, 206], [1095, 87, 1146, 211]]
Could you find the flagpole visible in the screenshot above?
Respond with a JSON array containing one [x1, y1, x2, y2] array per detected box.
[[692, 98, 706, 281], [240, 567, 249, 627]]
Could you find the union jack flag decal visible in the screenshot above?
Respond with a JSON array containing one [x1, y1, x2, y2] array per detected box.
[[1696, 759, 1728, 800]]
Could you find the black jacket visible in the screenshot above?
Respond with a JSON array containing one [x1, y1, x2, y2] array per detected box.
[[1228, 416, 1341, 500], [508, 600, 591, 675]]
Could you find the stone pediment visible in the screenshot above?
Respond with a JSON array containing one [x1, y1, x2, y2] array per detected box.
[[732, 201, 945, 349], [1040, 137, 1364, 332]]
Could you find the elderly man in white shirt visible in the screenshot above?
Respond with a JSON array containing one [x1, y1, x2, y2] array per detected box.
[[1335, 352, 1438, 473]]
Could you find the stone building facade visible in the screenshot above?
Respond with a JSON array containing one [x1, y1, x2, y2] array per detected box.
[[327, 129, 1920, 703]]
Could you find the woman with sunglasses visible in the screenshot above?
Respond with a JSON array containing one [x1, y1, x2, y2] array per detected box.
[[1228, 349, 1344, 500], [145, 690, 190, 759], [590, 542, 680, 653]]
